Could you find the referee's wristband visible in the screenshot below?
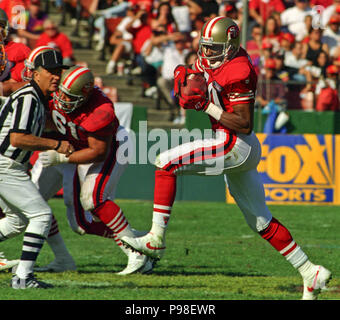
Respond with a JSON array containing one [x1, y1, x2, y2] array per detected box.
[[54, 141, 61, 151], [204, 103, 223, 121]]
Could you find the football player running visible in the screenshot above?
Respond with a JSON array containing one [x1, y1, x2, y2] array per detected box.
[[35, 65, 153, 275], [121, 17, 331, 299]]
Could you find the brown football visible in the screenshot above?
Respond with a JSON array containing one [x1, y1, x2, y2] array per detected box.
[[180, 73, 207, 97]]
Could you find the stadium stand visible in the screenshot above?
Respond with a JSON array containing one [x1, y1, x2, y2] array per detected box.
[[4, 0, 339, 130]]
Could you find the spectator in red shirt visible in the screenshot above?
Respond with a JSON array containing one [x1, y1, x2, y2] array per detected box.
[[126, 8, 152, 73], [249, 0, 286, 26], [315, 64, 340, 111], [263, 15, 284, 52], [35, 19, 74, 65], [280, 32, 295, 52]]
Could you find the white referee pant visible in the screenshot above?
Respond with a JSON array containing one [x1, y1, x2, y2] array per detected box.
[[0, 155, 52, 239], [155, 131, 273, 232]]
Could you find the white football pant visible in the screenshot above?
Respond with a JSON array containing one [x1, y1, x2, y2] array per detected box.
[[0, 155, 52, 239], [156, 131, 272, 232]]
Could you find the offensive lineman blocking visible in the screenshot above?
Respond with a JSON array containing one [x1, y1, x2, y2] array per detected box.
[[121, 16, 332, 300], [36, 65, 153, 275]]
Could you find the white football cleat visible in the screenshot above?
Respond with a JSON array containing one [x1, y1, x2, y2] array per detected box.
[[302, 265, 332, 300], [34, 257, 77, 273], [121, 232, 166, 261], [0, 252, 19, 271], [12, 273, 53, 289], [116, 250, 153, 275]]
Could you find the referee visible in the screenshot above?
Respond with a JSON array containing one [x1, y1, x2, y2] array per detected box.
[[0, 47, 73, 289]]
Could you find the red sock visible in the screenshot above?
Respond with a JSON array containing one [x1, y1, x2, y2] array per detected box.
[[152, 170, 177, 228], [260, 217, 298, 257], [92, 200, 129, 235]]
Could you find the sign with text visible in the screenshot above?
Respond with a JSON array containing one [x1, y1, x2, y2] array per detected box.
[[226, 134, 340, 205]]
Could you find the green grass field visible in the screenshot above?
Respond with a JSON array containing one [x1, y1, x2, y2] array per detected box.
[[0, 198, 339, 300]]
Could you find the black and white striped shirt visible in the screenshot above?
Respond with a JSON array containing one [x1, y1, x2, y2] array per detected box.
[[0, 81, 47, 164]]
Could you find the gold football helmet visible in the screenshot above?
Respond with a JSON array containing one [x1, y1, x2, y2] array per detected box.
[[198, 16, 240, 69], [54, 65, 94, 113]]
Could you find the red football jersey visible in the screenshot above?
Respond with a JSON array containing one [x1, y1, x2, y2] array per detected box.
[[49, 87, 119, 150], [195, 47, 258, 134], [5, 41, 31, 82]]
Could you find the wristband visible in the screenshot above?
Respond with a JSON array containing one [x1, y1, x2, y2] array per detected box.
[[204, 103, 223, 121], [54, 140, 61, 150]]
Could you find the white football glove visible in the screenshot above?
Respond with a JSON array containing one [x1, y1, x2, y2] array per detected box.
[[38, 150, 69, 167]]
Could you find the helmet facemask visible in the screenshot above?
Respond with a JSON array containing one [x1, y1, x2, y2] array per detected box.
[[198, 41, 232, 69], [53, 65, 95, 113], [54, 87, 86, 114]]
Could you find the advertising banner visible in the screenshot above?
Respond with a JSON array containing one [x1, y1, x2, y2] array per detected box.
[[226, 134, 340, 205]]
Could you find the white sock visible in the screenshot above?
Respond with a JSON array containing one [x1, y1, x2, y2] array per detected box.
[[16, 260, 35, 279], [298, 260, 316, 279], [150, 211, 170, 238], [16, 232, 45, 278], [284, 243, 308, 268]]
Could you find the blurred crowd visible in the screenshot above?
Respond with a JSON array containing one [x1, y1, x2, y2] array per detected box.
[[2, 0, 339, 124]]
